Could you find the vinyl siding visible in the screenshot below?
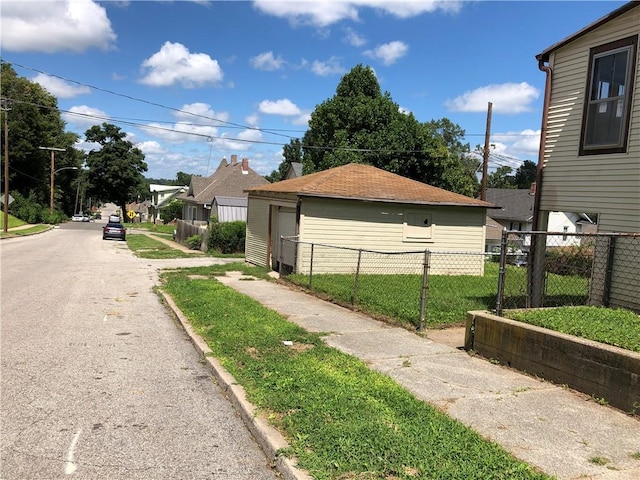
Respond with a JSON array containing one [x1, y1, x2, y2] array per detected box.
[[296, 198, 486, 275], [539, 8, 640, 234], [245, 197, 270, 267]]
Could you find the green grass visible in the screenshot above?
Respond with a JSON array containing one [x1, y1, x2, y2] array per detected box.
[[132, 221, 176, 234], [161, 267, 550, 480], [126, 233, 192, 258], [288, 263, 592, 330], [505, 306, 640, 352], [0, 214, 27, 229], [0, 224, 50, 238]]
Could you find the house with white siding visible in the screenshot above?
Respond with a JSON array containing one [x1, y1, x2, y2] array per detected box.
[[245, 163, 496, 275], [533, 1, 640, 311]]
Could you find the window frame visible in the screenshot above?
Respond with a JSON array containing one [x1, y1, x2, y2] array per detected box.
[[402, 210, 434, 243], [579, 35, 637, 156]]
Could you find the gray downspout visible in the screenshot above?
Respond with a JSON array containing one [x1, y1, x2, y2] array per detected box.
[[529, 59, 553, 307]]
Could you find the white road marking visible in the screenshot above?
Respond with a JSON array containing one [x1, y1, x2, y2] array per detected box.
[[64, 429, 81, 475]]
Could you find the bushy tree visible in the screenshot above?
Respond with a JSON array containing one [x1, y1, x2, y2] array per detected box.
[[85, 123, 147, 220], [1, 63, 82, 217], [515, 160, 537, 189], [275, 64, 478, 196], [487, 166, 516, 189], [160, 199, 183, 224]]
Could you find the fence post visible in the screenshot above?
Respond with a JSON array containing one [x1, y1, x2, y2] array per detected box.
[[602, 236, 617, 307], [278, 236, 284, 277], [352, 249, 362, 305], [495, 229, 508, 316], [309, 243, 315, 290], [418, 249, 431, 331]]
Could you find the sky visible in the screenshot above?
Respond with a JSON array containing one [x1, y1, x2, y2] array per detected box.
[[0, 0, 630, 181]]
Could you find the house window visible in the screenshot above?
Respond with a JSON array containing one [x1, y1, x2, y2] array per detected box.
[[580, 35, 637, 155], [403, 211, 433, 242]]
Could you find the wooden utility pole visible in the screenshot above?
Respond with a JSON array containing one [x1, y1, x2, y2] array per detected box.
[[480, 101, 493, 201], [1, 98, 11, 233]]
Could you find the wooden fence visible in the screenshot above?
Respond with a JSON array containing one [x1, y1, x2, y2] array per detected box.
[[175, 219, 209, 252]]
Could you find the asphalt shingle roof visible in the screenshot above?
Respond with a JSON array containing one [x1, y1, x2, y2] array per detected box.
[[485, 188, 534, 222], [179, 160, 269, 205], [247, 163, 496, 208]]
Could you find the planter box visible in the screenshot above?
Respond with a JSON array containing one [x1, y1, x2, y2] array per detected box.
[[465, 310, 640, 415]]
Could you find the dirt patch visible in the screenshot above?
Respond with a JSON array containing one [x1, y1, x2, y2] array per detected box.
[[426, 327, 465, 349]]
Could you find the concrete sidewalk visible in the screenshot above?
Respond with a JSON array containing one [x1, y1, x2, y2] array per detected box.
[[212, 272, 640, 480]]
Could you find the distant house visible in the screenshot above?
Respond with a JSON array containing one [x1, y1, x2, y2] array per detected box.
[[245, 163, 496, 275], [285, 162, 303, 179], [178, 155, 269, 223], [485, 188, 595, 247], [149, 184, 187, 222], [534, 1, 639, 310], [125, 200, 152, 223]]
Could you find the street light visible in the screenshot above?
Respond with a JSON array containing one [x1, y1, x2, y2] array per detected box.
[[39, 146, 66, 214]]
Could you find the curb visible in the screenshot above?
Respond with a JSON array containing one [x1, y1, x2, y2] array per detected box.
[[160, 291, 312, 480], [0, 225, 55, 240]]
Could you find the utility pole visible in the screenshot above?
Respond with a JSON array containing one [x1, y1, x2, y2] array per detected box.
[[480, 101, 493, 201], [1, 97, 11, 233], [39, 146, 66, 214]]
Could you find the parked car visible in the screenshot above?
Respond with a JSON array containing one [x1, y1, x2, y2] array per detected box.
[[71, 214, 84, 222], [103, 223, 126, 241], [108, 214, 121, 223], [82, 214, 90, 222]]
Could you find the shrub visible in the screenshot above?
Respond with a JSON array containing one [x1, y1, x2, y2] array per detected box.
[[208, 219, 246, 254], [186, 234, 202, 250], [161, 199, 183, 224], [545, 243, 594, 278]]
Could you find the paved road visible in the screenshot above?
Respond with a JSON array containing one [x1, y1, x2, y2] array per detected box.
[[0, 224, 278, 480]]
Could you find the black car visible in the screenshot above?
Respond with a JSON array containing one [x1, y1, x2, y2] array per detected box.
[[103, 223, 126, 241]]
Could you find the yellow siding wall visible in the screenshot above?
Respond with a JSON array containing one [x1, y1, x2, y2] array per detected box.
[[245, 197, 270, 267], [296, 198, 486, 275], [540, 7, 640, 233]]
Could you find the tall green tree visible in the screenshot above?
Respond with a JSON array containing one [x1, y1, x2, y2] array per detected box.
[[85, 123, 147, 220], [1, 63, 81, 216], [487, 166, 516, 189], [514, 160, 537, 189], [280, 64, 477, 196]]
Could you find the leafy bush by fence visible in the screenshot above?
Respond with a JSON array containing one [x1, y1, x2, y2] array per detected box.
[[207, 219, 246, 254]]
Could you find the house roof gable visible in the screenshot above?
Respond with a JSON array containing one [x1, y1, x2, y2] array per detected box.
[[485, 188, 534, 222], [247, 163, 495, 208], [536, 1, 639, 61], [179, 160, 269, 205]]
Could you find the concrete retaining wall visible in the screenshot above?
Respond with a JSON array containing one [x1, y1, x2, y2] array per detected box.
[[465, 311, 640, 415]]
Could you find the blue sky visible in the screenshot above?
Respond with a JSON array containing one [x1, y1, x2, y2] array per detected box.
[[1, 0, 628, 180]]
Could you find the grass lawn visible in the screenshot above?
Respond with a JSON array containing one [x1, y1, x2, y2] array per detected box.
[[161, 266, 550, 480], [126, 234, 192, 259], [0, 224, 51, 238], [0, 214, 27, 230], [505, 306, 640, 352], [132, 221, 176, 235]]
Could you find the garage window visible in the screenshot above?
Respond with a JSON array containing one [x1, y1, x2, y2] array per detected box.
[[403, 211, 433, 242]]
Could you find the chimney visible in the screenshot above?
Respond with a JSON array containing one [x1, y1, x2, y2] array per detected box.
[[231, 154, 238, 165], [242, 158, 249, 174]]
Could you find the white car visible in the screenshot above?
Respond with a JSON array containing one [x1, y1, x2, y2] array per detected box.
[[71, 214, 84, 222]]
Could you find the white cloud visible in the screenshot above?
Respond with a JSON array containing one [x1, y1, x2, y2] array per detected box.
[[136, 141, 165, 155], [0, 0, 116, 53], [253, 1, 359, 27], [173, 103, 230, 124], [445, 82, 540, 114], [250, 51, 285, 71], [363, 41, 408, 66], [253, 1, 460, 27], [493, 129, 541, 158], [344, 27, 366, 47], [142, 122, 219, 143], [139, 42, 223, 88], [32, 73, 91, 99], [311, 57, 347, 76], [64, 105, 109, 129], [258, 99, 302, 116]]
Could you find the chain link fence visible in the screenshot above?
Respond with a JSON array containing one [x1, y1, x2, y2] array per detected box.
[[496, 231, 640, 315], [277, 232, 640, 330]]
